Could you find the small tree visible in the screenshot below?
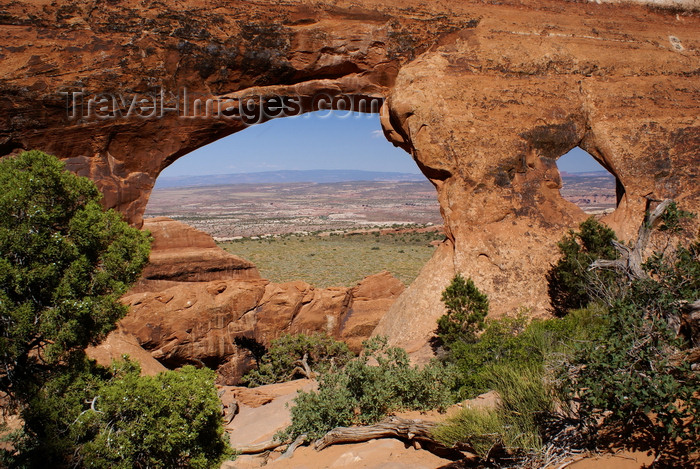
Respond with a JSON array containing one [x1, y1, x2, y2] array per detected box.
[[10, 360, 231, 469], [560, 203, 700, 456], [241, 333, 353, 386], [0, 150, 151, 399], [0, 151, 233, 468], [546, 217, 619, 316], [76, 364, 231, 469], [435, 273, 489, 348]]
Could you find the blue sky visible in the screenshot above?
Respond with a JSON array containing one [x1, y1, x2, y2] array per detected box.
[[160, 111, 606, 177]]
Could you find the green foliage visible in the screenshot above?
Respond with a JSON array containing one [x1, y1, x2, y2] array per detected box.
[[657, 201, 696, 233], [547, 217, 618, 316], [280, 337, 455, 440], [76, 364, 231, 469], [563, 237, 700, 445], [241, 333, 354, 387], [443, 307, 603, 399], [6, 360, 231, 468], [437, 203, 698, 462], [565, 301, 699, 443], [434, 308, 603, 457], [434, 364, 554, 458], [640, 238, 700, 326], [0, 150, 152, 398], [550, 203, 700, 451], [3, 354, 110, 466], [433, 406, 503, 457], [0, 151, 230, 468], [436, 273, 489, 348]]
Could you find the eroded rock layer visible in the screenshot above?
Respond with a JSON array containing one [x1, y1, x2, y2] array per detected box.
[[119, 270, 405, 384], [133, 217, 260, 291], [1, 0, 698, 351], [97, 217, 403, 383]]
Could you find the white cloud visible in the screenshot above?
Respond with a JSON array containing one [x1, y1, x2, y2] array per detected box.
[[370, 129, 383, 139]]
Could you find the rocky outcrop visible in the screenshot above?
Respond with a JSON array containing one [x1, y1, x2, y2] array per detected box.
[[2, 0, 699, 352], [85, 327, 167, 376], [132, 217, 260, 292], [340, 271, 405, 352], [92, 217, 403, 382], [118, 269, 405, 384]]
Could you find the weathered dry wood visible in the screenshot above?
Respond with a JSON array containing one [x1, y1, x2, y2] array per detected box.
[[589, 199, 673, 280], [313, 416, 464, 459], [278, 433, 307, 460], [314, 417, 438, 451], [237, 438, 289, 454], [224, 399, 238, 425], [291, 353, 315, 379]]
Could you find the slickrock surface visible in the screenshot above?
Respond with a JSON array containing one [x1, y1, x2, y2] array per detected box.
[[85, 327, 167, 376], [340, 271, 405, 352], [2, 0, 698, 351]]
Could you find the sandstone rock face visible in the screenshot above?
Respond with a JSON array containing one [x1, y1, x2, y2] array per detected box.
[[340, 271, 405, 352], [2, 0, 698, 351], [224, 379, 316, 449], [120, 279, 269, 374], [119, 270, 405, 383], [98, 218, 403, 382], [376, 2, 700, 347], [85, 327, 167, 376], [132, 217, 260, 292], [374, 240, 456, 355]]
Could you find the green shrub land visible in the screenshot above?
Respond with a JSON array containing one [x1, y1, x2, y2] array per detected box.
[[219, 229, 443, 287], [280, 336, 455, 441], [0, 152, 231, 468]]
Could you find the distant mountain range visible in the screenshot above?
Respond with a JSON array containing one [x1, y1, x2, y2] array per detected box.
[[560, 170, 613, 178], [154, 170, 426, 188], [154, 169, 614, 189]]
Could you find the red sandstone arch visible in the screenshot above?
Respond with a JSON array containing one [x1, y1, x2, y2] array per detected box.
[[1, 0, 698, 351]]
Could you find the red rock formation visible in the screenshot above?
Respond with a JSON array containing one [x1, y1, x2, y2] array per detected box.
[[2, 0, 698, 353], [119, 271, 404, 384], [120, 274, 403, 384], [132, 217, 260, 292], [340, 271, 405, 352], [85, 327, 167, 376], [90, 218, 404, 382]]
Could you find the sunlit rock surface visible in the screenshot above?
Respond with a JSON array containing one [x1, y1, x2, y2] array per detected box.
[[1, 0, 698, 351]]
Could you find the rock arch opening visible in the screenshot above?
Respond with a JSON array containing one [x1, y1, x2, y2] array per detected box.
[[556, 147, 620, 215], [144, 110, 443, 289], [131, 110, 444, 378]]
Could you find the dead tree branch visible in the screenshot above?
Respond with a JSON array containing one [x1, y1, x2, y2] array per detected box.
[[589, 199, 673, 280], [314, 416, 465, 459], [278, 433, 307, 460], [290, 353, 315, 379], [237, 438, 289, 454]]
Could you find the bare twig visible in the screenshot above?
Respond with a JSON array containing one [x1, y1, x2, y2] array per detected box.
[[589, 199, 673, 280]]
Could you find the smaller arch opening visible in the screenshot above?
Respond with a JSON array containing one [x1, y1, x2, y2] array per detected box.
[[557, 147, 618, 215]]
